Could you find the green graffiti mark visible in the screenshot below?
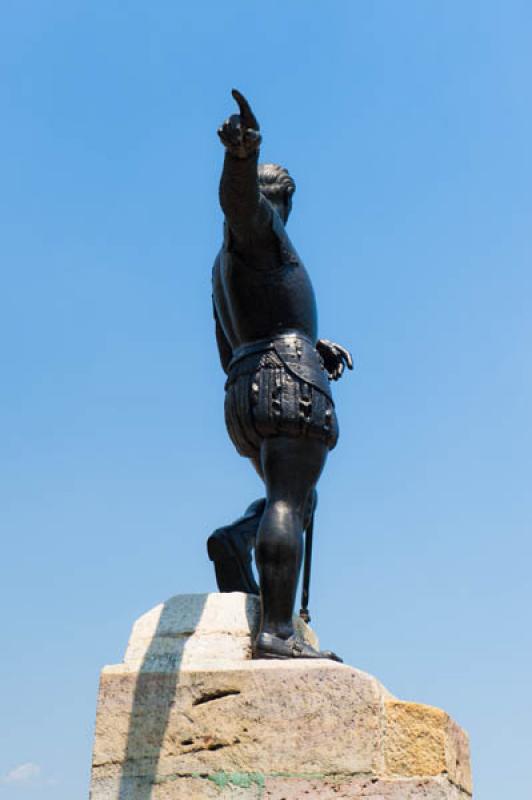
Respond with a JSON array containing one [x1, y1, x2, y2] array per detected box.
[[207, 771, 265, 790]]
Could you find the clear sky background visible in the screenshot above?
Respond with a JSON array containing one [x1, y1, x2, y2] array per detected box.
[[1, 2, 530, 798]]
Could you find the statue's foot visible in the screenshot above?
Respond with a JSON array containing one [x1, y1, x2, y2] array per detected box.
[[253, 632, 343, 663]]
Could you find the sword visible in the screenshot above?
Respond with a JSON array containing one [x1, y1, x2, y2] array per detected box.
[[299, 506, 315, 624]]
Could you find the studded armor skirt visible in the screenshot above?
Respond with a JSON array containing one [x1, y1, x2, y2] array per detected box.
[[224, 336, 339, 460]]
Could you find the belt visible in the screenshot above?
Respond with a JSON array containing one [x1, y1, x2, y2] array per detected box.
[[227, 331, 333, 402], [228, 332, 315, 371]]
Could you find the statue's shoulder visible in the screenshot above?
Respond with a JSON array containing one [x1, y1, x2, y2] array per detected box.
[[271, 210, 303, 268], [216, 204, 303, 273]]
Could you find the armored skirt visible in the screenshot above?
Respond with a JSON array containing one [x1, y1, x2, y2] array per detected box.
[[224, 335, 339, 460]]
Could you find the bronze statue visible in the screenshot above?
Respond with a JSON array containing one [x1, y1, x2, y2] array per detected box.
[[208, 90, 352, 661]]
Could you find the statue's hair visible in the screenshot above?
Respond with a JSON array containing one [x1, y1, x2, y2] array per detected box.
[[258, 163, 296, 202]]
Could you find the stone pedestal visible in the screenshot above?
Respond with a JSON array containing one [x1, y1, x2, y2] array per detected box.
[[90, 593, 472, 799]]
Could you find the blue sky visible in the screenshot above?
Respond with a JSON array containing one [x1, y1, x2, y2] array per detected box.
[[1, 2, 531, 797]]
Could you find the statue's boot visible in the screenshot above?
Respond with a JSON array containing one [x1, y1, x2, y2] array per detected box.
[[207, 499, 265, 595], [254, 631, 343, 663]]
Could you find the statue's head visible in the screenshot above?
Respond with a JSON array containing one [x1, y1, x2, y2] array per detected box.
[[258, 163, 295, 224]]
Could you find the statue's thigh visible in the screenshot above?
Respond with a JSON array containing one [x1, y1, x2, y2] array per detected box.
[[260, 436, 328, 505]]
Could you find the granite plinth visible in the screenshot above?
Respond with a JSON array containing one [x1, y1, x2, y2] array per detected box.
[[90, 593, 472, 799]]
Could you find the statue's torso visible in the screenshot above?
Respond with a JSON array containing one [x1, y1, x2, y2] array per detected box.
[[212, 213, 318, 349]]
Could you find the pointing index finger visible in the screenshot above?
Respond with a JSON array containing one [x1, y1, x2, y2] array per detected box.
[[231, 88, 260, 130]]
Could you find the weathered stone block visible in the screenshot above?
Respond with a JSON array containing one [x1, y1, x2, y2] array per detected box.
[[122, 592, 318, 671], [384, 701, 472, 794], [90, 593, 472, 799]]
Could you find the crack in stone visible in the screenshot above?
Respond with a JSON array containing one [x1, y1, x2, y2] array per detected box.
[[193, 688, 241, 706]]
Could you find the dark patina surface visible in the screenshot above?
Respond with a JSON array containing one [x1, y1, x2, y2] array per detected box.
[[208, 90, 352, 661]]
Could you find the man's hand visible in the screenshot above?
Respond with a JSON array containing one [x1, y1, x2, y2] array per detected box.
[[316, 339, 354, 381], [217, 89, 262, 159]]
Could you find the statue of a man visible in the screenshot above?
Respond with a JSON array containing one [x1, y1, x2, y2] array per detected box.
[[210, 90, 352, 660]]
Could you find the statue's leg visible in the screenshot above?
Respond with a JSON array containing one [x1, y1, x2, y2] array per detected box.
[[255, 435, 328, 640], [207, 495, 265, 594]]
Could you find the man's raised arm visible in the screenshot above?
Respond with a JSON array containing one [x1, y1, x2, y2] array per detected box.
[[218, 90, 270, 245]]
